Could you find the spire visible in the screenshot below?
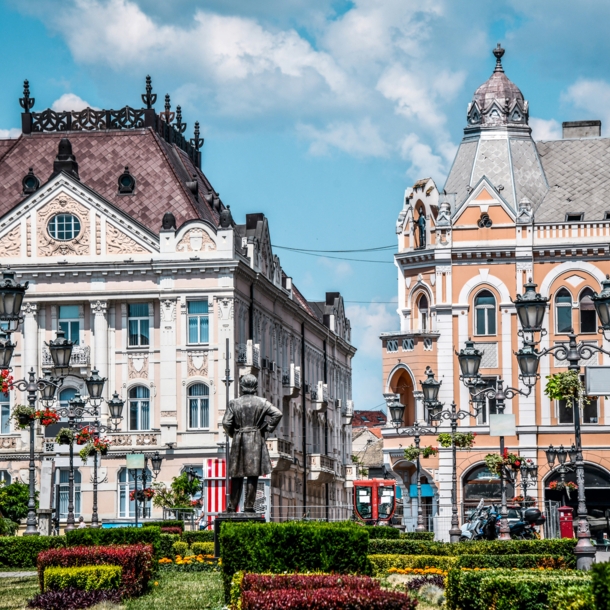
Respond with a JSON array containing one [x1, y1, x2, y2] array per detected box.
[[493, 43, 505, 73]]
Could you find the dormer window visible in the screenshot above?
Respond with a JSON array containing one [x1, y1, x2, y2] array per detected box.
[[565, 213, 583, 222], [604, 212, 610, 220]]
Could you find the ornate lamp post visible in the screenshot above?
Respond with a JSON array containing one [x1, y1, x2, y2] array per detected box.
[[546, 444, 578, 506], [518, 458, 538, 506], [388, 392, 437, 533], [511, 277, 610, 569], [130, 452, 163, 524]]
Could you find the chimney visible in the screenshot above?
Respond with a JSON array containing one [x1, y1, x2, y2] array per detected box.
[[50, 138, 79, 180], [562, 120, 601, 139]]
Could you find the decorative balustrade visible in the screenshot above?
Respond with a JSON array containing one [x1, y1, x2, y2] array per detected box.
[[534, 222, 610, 243], [42, 345, 90, 368], [308, 454, 335, 484]]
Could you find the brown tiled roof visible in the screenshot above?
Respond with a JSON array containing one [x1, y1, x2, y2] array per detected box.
[[0, 129, 219, 233], [353, 410, 387, 428]]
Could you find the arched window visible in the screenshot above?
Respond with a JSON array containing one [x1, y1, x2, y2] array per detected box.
[[474, 290, 496, 335], [555, 288, 573, 333], [417, 294, 429, 331], [188, 384, 209, 429], [579, 288, 597, 334], [462, 464, 514, 510], [0, 392, 9, 435], [129, 386, 150, 431], [118, 468, 152, 518], [57, 468, 81, 520], [0, 470, 11, 484]]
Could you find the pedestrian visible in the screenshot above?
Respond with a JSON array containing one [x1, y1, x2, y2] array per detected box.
[[77, 516, 87, 529]]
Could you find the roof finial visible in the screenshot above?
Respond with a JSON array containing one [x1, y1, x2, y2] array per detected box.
[[190, 121, 204, 151], [19, 79, 35, 112], [142, 75, 157, 109], [493, 43, 505, 73], [174, 105, 186, 133], [160, 93, 175, 123]]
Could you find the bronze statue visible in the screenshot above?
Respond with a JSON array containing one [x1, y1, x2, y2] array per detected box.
[[222, 374, 282, 512], [415, 208, 426, 249]]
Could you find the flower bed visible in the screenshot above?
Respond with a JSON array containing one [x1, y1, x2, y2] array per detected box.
[[27, 588, 122, 609], [37, 544, 154, 598], [158, 554, 220, 572]]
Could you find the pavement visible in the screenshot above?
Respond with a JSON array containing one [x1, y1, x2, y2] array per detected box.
[[0, 572, 36, 578]]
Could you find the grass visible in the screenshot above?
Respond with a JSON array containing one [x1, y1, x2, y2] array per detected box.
[[0, 576, 39, 610]]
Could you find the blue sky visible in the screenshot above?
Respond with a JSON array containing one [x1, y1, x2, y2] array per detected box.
[[2, 0, 610, 410]]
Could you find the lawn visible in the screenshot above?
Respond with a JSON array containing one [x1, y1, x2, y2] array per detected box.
[[0, 572, 225, 610]]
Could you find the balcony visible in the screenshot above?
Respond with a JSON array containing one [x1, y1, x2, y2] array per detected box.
[[342, 400, 353, 425], [311, 381, 329, 412], [237, 340, 260, 373], [42, 345, 90, 368], [344, 463, 358, 488], [307, 454, 335, 485], [267, 437, 294, 472], [282, 363, 301, 400]]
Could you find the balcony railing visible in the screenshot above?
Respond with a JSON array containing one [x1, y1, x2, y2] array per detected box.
[[267, 437, 294, 457], [312, 381, 329, 411], [237, 340, 260, 369], [342, 400, 354, 425], [307, 454, 335, 484], [42, 345, 90, 368]]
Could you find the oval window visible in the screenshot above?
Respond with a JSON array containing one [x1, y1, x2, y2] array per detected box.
[[48, 214, 81, 241]]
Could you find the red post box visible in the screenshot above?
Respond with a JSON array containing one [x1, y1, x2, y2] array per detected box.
[[558, 506, 574, 539]]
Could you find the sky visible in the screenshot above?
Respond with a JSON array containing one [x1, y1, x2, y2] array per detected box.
[[1, 0, 610, 411]]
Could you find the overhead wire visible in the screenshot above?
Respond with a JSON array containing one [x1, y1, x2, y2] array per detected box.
[[272, 244, 395, 254]]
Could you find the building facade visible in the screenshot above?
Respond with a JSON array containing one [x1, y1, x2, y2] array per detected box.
[[382, 46, 610, 537], [0, 79, 356, 528]]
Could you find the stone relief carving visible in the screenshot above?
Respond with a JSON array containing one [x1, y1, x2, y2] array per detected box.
[[128, 353, 149, 379], [23, 302, 37, 317], [176, 228, 216, 253], [106, 223, 148, 255], [37, 194, 90, 256], [0, 226, 21, 258], [91, 300, 107, 317], [110, 435, 132, 447], [136, 433, 160, 446], [161, 299, 176, 323], [217, 298, 233, 320], [160, 411, 176, 417], [0, 437, 17, 449], [91, 468, 108, 484], [187, 351, 208, 377]]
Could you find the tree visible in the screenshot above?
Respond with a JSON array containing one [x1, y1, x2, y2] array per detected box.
[[152, 473, 201, 509], [0, 480, 37, 524]]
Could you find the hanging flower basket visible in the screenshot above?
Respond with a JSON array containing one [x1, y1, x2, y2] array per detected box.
[[404, 445, 437, 461], [437, 431, 477, 449], [35, 408, 60, 426], [93, 437, 109, 455], [11, 405, 36, 429], [79, 442, 97, 462], [55, 428, 74, 445], [1, 369, 14, 395], [512, 495, 536, 507], [485, 450, 522, 475], [76, 426, 94, 445], [130, 488, 155, 502], [545, 371, 589, 405]]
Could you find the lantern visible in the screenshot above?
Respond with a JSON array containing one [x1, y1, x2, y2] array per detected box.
[[568, 444, 578, 463], [389, 401, 405, 429], [0, 332, 16, 368], [107, 392, 125, 422], [420, 367, 441, 404], [512, 279, 549, 332], [47, 329, 74, 370], [151, 451, 163, 476], [0, 271, 28, 322], [592, 275, 610, 331], [556, 445, 567, 465], [86, 368, 106, 400], [457, 339, 483, 378], [546, 445, 557, 467], [515, 343, 540, 382], [40, 370, 58, 403]]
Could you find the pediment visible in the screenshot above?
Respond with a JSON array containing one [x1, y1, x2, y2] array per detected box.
[[453, 177, 516, 226], [0, 174, 158, 261], [175, 222, 217, 253]]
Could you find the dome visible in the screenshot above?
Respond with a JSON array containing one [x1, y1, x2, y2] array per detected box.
[[467, 45, 528, 128]]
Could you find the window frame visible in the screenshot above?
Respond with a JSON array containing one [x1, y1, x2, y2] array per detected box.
[[59, 305, 81, 346], [128, 303, 150, 348], [187, 383, 210, 430], [473, 289, 497, 337], [386, 339, 398, 353], [417, 293, 429, 331], [48, 214, 81, 241], [187, 300, 209, 345], [128, 385, 151, 431], [565, 212, 584, 222], [555, 288, 573, 334], [57, 468, 81, 520], [0, 392, 10, 435], [579, 288, 597, 334]]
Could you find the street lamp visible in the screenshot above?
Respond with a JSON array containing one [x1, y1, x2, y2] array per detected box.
[[545, 444, 577, 506], [512, 279, 549, 333], [47, 329, 74, 372], [456, 339, 483, 379], [518, 459, 538, 507], [0, 271, 28, 323], [0, 332, 16, 368], [130, 453, 163, 524], [591, 275, 610, 332]]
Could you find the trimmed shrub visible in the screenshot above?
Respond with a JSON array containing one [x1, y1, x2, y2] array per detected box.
[[0, 536, 66, 568], [191, 541, 214, 556], [44, 565, 122, 592], [159, 533, 180, 560], [65, 526, 161, 556], [592, 562, 610, 610], [181, 529, 214, 545], [455, 553, 572, 570], [220, 521, 371, 597], [241, 588, 417, 609], [37, 544, 154, 598], [172, 541, 189, 557], [369, 554, 458, 575], [160, 526, 182, 535], [366, 527, 400, 540], [548, 583, 595, 610], [242, 573, 380, 592], [27, 587, 122, 609], [147, 520, 184, 531], [400, 531, 435, 541]]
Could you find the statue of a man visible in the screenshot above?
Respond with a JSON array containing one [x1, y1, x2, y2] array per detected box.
[[222, 374, 282, 513], [416, 209, 426, 249]]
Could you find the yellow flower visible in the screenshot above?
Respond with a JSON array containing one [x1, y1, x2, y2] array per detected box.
[[154, 582, 159, 586]]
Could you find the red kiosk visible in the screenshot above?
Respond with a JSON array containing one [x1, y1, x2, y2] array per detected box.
[[353, 479, 396, 524]]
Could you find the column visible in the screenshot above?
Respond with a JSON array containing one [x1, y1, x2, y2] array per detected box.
[[23, 303, 38, 376], [92, 301, 108, 414]]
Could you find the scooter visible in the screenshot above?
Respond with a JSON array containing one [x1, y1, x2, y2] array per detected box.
[[460, 499, 497, 541]]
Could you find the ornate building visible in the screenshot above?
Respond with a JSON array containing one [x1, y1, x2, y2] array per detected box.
[[382, 45, 610, 537], [0, 79, 356, 528]]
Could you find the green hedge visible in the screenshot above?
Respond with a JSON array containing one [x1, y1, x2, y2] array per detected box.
[[446, 568, 590, 610], [191, 541, 214, 556], [146, 520, 184, 531], [181, 530, 214, 545], [368, 538, 577, 557], [369, 554, 457, 575], [219, 521, 371, 597], [159, 534, 179, 560], [366, 526, 400, 539], [400, 532, 435, 541], [44, 565, 122, 592], [66, 526, 161, 556], [172, 541, 189, 557], [548, 583, 595, 610], [592, 562, 610, 610], [0, 536, 66, 568]]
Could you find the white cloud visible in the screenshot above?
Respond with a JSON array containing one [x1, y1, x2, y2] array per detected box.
[[346, 302, 397, 359], [0, 128, 21, 139], [51, 93, 97, 112], [316, 257, 353, 278], [400, 133, 447, 181], [297, 119, 389, 158], [529, 117, 561, 141], [562, 79, 610, 133]]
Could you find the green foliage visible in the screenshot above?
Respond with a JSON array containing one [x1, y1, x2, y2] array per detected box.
[[159, 534, 180, 560], [43, 565, 122, 592], [399, 532, 434, 541], [368, 538, 577, 557], [153, 473, 200, 509], [0, 480, 38, 523], [191, 541, 214, 555], [446, 568, 590, 610], [0, 516, 18, 536], [10, 405, 36, 429], [369, 554, 458, 575], [437, 431, 476, 449], [219, 521, 371, 598], [404, 445, 437, 461], [65, 526, 161, 557], [147, 520, 185, 531], [181, 530, 214, 545], [0, 536, 66, 568], [545, 371, 589, 404], [55, 428, 74, 444], [230, 571, 246, 610], [366, 526, 400, 539], [172, 541, 189, 557], [592, 562, 610, 610], [548, 583, 595, 610]]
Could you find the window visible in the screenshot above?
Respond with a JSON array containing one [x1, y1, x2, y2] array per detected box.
[[579, 289, 597, 334], [128, 304, 150, 347], [129, 386, 150, 431], [403, 338, 414, 351], [418, 294, 429, 331], [0, 393, 9, 434], [59, 305, 80, 345], [477, 377, 498, 425], [387, 340, 398, 353], [188, 383, 210, 429], [605, 212, 610, 221], [118, 468, 152, 518], [48, 214, 81, 241], [188, 301, 209, 344], [0, 470, 10, 484], [474, 290, 496, 335], [565, 213, 584, 222], [57, 469, 80, 520], [555, 289, 573, 333]]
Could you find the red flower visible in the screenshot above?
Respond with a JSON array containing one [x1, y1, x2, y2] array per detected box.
[[514, 460, 521, 467]]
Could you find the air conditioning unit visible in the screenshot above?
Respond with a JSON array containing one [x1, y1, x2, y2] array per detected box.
[[304, 383, 311, 394], [269, 361, 276, 372], [336, 399, 342, 409], [262, 358, 269, 369]]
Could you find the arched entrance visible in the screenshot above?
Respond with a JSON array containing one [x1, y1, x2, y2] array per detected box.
[[462, 463, 515, 512], [388, 367, 415, 426]]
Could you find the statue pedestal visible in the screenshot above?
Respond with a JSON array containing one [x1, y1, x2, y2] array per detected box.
[[213, 512, 266, 558]]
